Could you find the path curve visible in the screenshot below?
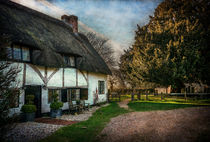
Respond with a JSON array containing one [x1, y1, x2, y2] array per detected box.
[[117, 99, 130, 110], [99, 107, 210, 142]]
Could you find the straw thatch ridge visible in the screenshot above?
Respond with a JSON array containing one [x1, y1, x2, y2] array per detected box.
[[0, 0, 111, 75]]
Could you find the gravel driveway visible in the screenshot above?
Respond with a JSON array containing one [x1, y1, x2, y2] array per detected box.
[[99, 107, 210, 142], [2, 104, 108, 142]]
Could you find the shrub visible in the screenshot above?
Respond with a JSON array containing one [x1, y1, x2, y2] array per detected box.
[[25, 95, 35, 105], [50, 102, 63, 110], [21, 105, 37, 113]]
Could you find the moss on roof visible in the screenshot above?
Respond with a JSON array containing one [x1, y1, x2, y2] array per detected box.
[[0, 0, 111, 75]]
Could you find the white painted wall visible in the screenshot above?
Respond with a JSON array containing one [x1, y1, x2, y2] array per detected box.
[[87, 72, 108, 105], [47, 68, 62, 87], [78, 70, 88, 86], [64, 68, 76, 87], [8, 62, 108, 114]]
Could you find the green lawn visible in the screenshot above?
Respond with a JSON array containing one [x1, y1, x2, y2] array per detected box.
[[113, 94, 210, 106], [40, 103, 129, 142], [128, 102, 200, 112], [40, 97, 210, 142]]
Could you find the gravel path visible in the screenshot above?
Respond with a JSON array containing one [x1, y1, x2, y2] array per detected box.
[[61, 104, 109, 121], [4, 122, 63, 142], [99, 107, 210, 142], [3, 104, 109, 142], [117, 99, 130, 110]]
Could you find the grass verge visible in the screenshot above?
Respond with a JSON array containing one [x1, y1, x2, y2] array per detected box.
[[40, 103, 129, 142], [128, 102, 201, 111]]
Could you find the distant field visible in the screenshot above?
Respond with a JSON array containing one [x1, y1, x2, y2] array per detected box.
[[109, 94, 210, 106]]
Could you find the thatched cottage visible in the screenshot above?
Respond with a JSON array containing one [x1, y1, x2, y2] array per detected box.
[[0, 1, 111, 117]]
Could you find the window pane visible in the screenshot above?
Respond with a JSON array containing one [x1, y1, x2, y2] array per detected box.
[[6, 47, 12, 59], [22, 47, 30, 61], [48, 90, 53, 103], [67, 89, 71, 101], [70, 56, 75, 67], [80, 88, 88, 100], [75, 89, 80, 100], [64, 56, 70, 65], [71, 89, 76, 101], [9, 89, 19, 108], [13, 45, 21, 60], [61, 89, 67, 102], [98, 81, 105, 94]]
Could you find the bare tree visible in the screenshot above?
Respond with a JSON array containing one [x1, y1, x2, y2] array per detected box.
[[85, 32, 127, 90], [0, 40, 20, 139], [85, 32, 116, 68]]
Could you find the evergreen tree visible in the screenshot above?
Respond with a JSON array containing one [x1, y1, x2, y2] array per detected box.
[[120, 0, 210, 91]]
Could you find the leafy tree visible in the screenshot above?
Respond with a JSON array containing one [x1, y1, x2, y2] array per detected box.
[[120, 0, 210, 92]]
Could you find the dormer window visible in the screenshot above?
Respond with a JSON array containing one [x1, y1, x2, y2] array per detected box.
[[6, 44, 30, 62], [63, 55, 75, 67]]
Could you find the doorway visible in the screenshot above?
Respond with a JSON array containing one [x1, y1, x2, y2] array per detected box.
[[25, 85, 42, 117]]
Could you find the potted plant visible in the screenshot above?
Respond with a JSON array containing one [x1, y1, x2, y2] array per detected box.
[[50, 93, 63, 118], [21, 95, 36, 121]]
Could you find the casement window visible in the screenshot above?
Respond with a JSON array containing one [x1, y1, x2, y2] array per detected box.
[[48, 89, 60, 103], [6, 45, 30, 62], [80, 88, 88, 100], [63, 55, 76, 67], [9, 89, 19, 108], [98, 81, 105, 94], [49, 88, 88, 102], [70, 89, 80, 101]]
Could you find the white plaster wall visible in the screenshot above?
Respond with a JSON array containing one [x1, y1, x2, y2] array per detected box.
[[78, 70, 87, 86], [7, 62, 108, 114], [87, 72, 108, 105], [64, 68, 76, 87], [41, 88, 49, 113], [47, 69, 62, 87], [25, 64, 43, 85], [38, 66, 45, 78]]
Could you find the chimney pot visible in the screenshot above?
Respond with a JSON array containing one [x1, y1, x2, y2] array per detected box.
[[61, 15, 78, 33]]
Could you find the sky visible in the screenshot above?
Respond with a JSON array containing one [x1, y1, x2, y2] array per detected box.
[[49, 0, 162, 49], [12, 0, 162, 57]]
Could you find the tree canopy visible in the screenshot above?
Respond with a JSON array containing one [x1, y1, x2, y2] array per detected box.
[[120, 0, 210, 91]]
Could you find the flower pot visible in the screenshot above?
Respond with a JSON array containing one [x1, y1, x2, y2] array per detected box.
[[24, 112, 35, 122], [50, 109, 62, 118]]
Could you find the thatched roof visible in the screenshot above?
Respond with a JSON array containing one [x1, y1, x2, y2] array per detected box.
[[0, 0, 111, 75]]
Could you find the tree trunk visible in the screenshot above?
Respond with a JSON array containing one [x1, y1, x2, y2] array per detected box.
[[131, 89, 134, 101], [161, 93, 163, 101], [138, 90, 141, 100], [184, 88, 187, 101], [146, 90, 149, 100]]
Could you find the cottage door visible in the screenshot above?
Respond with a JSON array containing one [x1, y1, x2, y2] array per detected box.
[[25, 86, 42, 117]]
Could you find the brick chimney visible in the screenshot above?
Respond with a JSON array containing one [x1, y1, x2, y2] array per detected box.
[[61, 15, 78, 33]]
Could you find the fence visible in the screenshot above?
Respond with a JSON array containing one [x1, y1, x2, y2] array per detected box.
[[108, 89, 210, 102], [108, 89, 154, 102]]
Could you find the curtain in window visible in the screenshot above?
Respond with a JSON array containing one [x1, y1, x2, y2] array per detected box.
[[13, 45, 21, 60], [80, 88, 88, 100], [22, 47, 30, 61]]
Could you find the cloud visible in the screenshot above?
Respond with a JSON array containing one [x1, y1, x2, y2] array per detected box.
[[11, 0, 162, 59], [50, 0, 161, 49]]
